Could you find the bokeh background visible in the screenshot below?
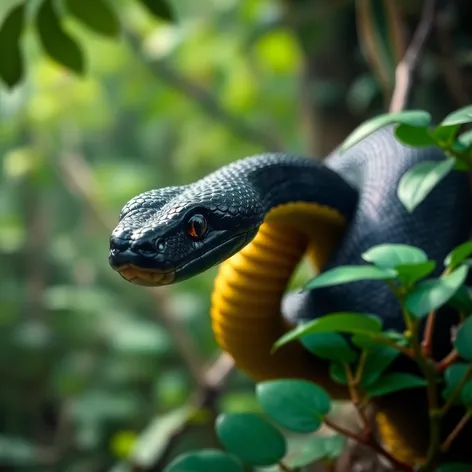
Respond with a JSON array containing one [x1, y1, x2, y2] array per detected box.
[[1, 0, 471, 470]]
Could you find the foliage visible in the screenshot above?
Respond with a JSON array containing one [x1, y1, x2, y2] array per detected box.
[[1, 1, 472, 472]]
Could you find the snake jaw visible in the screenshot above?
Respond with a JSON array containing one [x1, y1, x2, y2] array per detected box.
[[117, 265, 176, 286]]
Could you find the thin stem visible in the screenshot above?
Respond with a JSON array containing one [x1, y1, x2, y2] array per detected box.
[[436, 349, 459, 373], [441, 410, 472, 452], [404, 312, 442, 472], [389, 0, 438, 112], [323, 418, 413, 472], [369, 334, 414, 358], [422, 310, 436, 357], [279, 461, 294, 472], [441, 363, 472, 416]]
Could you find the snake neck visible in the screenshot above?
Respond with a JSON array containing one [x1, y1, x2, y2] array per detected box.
[[210, 158, 357, 391]]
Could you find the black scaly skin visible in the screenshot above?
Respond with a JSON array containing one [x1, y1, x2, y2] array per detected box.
[[109, 127, 472, 463]]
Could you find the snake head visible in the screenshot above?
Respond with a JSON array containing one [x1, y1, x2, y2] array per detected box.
[[108, 184, 262, 286]]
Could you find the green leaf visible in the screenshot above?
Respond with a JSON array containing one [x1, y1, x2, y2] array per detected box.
[[273, 313, 383, 352], [445, 241, 472, 269], [362, 243, 428, 268], [433, 124, 461, 145], [303, 265, 396, 291], [406, 266, 469, 318], [64, 0, 120, 37], [341, 111, 432, 152], [130, 405, 192, 467], [330, 362, 348, 385], [441, 106, 472, 127], [394, 124, 436, 147], [0, 3, 25, 88], [256, 380, 331, 434], [443, 364, 472, 406], [397, 158, 456, 213], [36, 0, 84, 74], [215, 413, 286, 466], [352, 330, 408, 350], [458, 130, 472, 148], [285, 435, 346, 468], [360, 345, 400, 387], [138, 0, 175, 22], [301, 332, 357, 363], [395, 261, 436, 286], [365, 373, 427, 397], [438, 463, 472, 472], [448, 285, 472, 314], [455, 316, 472, 361], [164, 450, 243, 472]]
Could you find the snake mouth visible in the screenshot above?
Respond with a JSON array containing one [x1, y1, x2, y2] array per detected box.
[[117, 265, 176, 286]]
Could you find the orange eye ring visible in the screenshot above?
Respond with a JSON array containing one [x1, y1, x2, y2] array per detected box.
[[186, 214, 207, 239]]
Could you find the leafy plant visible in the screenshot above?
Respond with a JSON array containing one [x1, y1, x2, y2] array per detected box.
[[162, 116, 472, 472]]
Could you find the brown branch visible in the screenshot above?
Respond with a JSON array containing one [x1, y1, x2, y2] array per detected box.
[[123, 29, 283, 153], [323, 417, 413, 472], [389, 0, 438, 113], [422, 310, 436, 357], [134, 352, 235, 471], [441, 410, 472, 452]]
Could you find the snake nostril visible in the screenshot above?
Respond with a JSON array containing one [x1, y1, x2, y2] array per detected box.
[[155, 239, 166, 252]]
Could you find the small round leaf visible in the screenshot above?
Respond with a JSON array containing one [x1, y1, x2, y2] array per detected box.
[[441, 106, 472, 127], [455, 316, 472, 361], [285, 435, 346, 468], [341, 111, 431, 152], [396, 261, 436, 286], [256, 380, 331, 433], [273, 313, 383, 351], [138, 0, 175, 21], [458, 130, 472, 148], [0, 3, 25, 88], [330, 362, 348, 385], [406, 266, 469, 318], [433, 124, 460, 145], [360, 345, 400, 387], [362, 243, 428, 268], [445, 241, 472, 269], [164, 450, 243, 472], [64, 0, 120, 37], [398, 158, 456, 213], [443, 364, 472, 406], [303, 265, 397, 291], [36, 0, 84, 74], [394, 124, 436, 147], [301, 332, 357, 363], [364, 373, 427, 397], [215, 413, 286, 466]]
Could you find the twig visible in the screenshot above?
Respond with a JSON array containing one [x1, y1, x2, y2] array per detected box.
[[123, 29, 283, 153], [144, 353, 235, 471], [440, 363, 472, 416], [389, 0, 438, 113], [440, 410, 472, 452], [323, 418, 413, 472], [436, 349, 458, 373], [422, 310, 436, 357]]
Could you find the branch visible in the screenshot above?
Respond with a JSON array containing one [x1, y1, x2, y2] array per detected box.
[[134, 352, 235, 471], [123, 29, 283, 153], [389, 0, 438, 113]]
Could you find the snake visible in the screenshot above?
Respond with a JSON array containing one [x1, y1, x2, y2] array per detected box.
[[109, 127, 472, 466]]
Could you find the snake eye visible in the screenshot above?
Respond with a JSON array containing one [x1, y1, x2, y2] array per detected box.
[[186, 214, 207, 240]]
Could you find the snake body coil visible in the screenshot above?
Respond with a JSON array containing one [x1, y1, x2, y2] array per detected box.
[[109, 128, 472, 465]]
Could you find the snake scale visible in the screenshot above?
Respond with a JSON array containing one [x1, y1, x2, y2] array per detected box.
[[109, 128, 472, 466]]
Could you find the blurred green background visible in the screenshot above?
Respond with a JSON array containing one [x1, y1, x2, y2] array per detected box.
[[0, 0, 471, 470]]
